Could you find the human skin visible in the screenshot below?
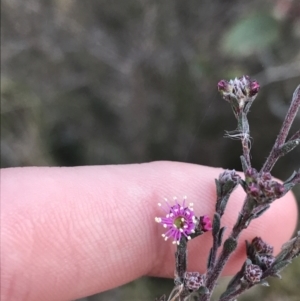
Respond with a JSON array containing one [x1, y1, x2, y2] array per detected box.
[[1, 161, 298, 301]]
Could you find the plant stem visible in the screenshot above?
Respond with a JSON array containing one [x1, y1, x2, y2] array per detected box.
[[237, 112, 251, 167], [200, 197, 252, 301], [208, 230, 219, 271], [261, 85, 300, 173]]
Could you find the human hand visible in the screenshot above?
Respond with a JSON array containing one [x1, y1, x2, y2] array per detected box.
[[1, 162, 297, 301]]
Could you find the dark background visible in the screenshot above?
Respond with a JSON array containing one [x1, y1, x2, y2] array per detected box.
[[1, 0, 300, 300]]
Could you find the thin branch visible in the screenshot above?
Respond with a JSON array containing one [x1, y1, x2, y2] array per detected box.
[[261, 85, 300, 173], [200, 196, 252, 301]]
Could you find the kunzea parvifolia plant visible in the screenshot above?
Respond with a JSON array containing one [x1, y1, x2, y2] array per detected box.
[[154, 76, 300, 301]]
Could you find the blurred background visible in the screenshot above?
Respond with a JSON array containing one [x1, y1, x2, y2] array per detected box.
[[1, 0, 300, 300]]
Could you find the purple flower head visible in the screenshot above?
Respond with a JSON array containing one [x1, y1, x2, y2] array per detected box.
[[155, 197, 196, 245]]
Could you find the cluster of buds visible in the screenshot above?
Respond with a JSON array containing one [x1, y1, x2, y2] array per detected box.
[[243, 168, 285, 203], [246, 237, 275, 271], [243, 237, 276, 284], [218, 75, 260, 117], [184, 272, 206, 292]]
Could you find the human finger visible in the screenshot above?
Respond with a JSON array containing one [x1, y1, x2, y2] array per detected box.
[[1, 162, 297, 301]]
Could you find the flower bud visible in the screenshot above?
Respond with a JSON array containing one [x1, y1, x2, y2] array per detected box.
[[252, 237, 274, 255], [244, 264, 263, 284], [184, 272, 206, 291], [199, 215, 213, 232], [258, 254, 275, 270], [249, 80, 260, 97]]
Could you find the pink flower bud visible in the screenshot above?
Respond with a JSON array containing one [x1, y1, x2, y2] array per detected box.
[[249, 80, 260, 97], [252, 237, 274, 255], [199, 215, 212, 232], [184, 272, 206, 291], [244, 264, 263, 284]]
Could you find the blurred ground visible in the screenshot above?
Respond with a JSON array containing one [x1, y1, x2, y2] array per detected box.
[[1, 0, 300, 300]]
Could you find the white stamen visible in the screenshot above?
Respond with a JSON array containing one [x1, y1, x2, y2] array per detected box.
[[187, 236, 191, 240], [163, 224, 167, 228], [181, 218, 184, 222], [173, 196, 177, 200], [155, 217, 161, 222], [179, 229, 183, 232], [162, 234, 165, 237], [177, 241, 180, 245], [158, 203, 162, 207]]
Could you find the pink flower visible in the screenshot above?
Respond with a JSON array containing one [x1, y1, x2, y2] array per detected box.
[[155, 197, 197, 245]]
